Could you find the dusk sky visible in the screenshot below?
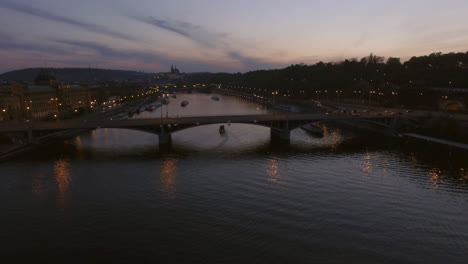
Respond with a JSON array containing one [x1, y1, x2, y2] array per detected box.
[[1, 0, 468, 73]]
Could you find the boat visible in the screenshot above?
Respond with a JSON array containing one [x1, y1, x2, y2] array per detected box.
[[145, 106, 154, 112], [300, 123, 324, 137], [211, 96, 220, 101], [181, 100, 189, 107]]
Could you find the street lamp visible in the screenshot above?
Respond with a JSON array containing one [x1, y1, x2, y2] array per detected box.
[[160, 94, 170, 121]]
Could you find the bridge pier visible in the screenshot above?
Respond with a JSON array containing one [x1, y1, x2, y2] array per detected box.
[[158, 126, 172, 148], [270, 120, 290, 143], [271, 128, 290, 143]]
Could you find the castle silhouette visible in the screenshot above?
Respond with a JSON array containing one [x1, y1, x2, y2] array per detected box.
[[170, 65, 180, 74]]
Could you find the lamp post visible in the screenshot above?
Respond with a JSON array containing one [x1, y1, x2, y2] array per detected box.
[[271, 91, 278, 105], [160, 93, 170, 122], [160, 95, 164, 122], [164, 94, 170, 118]]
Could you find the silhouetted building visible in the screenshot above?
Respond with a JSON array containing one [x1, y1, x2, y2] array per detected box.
[[170, 65, 180, 74], [0, 71, 92, 120], [58, 83, 90, 113]]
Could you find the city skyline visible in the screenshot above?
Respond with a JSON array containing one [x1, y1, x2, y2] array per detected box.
[[1, 0, 468, 73]]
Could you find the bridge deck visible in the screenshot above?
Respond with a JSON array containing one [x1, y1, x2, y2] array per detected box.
[[0, 113, 393, 133]]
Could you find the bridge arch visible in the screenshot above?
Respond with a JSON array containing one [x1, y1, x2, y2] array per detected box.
[[169, 122, 278, 133], [94, 126, 162, 136]]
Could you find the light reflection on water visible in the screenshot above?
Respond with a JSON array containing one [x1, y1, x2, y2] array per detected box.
[[54, 158, 71, 210], [1, 93, 468, 263], [460, 168, 468, 184], [160, 156, 178, 200], [360, 152, 373, 177], [266, 157, 282, 184], [429, 168, 443, 189]]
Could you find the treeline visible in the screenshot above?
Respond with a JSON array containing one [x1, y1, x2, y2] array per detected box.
[[190, 52, 468, 108]]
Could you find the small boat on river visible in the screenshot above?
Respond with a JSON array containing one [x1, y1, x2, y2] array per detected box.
[[145, 106, 154, 112], [301, 123, 324, 137], [181, 100, 189, 107], [211, 96, 220, 101]]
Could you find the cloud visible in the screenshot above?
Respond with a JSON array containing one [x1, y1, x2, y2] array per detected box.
[[0, 32, 72, 56], [56, 39, 170, 63], [0, 1, 133, 40], [227, 51, 274, 70], [133, 16, 226, 47], [133, 16, 277, 70], [54, 39, 238, 72]]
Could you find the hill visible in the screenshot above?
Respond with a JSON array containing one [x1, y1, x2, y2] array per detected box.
[[0, 68, 155, 83]]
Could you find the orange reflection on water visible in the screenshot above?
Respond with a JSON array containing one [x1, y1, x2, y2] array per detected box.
[[160, 157, 178, 199], [408, 153, 418, 168], [460, 168, 468, 184], [54, 159, 72, 209], [360, 153, 373, 177], [266, 158, 281, 183], [330, 130, 342, 151], [320, 123, 329, 134], [429, 168, 442, 188]]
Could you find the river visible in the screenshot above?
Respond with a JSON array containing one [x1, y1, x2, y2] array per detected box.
[[1, 93, 467, 263]]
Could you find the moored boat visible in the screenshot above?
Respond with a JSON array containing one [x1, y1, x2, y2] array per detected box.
[[145, 106, 154, 112]]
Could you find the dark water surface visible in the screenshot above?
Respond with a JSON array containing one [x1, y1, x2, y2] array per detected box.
[[1, 94, 467, 263]]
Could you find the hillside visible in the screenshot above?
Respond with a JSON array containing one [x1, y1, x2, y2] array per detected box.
[[0, 68, 155, 83]]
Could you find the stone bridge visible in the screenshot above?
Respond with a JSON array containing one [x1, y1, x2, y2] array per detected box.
[[0, 113, 397, 146]]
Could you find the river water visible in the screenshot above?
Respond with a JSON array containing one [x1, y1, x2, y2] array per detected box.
[[1, 94, 467, 263]]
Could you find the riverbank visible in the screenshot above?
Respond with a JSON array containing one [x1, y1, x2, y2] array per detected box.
[[312, 100, 468, 146], [0, 129, 87, 161], [0, 95, 159, 162]]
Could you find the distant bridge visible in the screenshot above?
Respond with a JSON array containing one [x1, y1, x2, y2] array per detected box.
[[0, 113, 396, 146]]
